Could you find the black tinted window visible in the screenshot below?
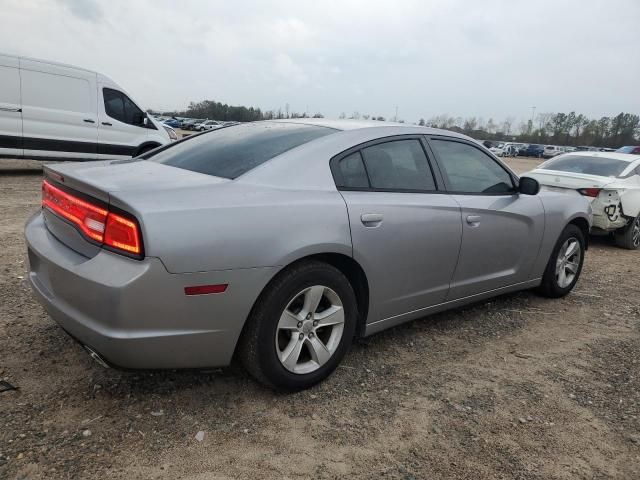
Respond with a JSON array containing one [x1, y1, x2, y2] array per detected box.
[[431, 140, 514, 194], [361, 140, 436, 190], [334, 152, 369, 188], [104, 88, 125, 122], [104, 88, 143, 126], [541, 154, 629, 177], [150, 122, 335, 179]]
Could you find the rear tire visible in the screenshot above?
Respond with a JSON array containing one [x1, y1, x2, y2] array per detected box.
[[238, 261, 358, 391], [537, 224, 585, 298], [614, 215, 640, 250], [136, 144, 158, 157]]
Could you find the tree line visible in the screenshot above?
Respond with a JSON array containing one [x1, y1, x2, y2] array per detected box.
[[156, 100, 326, 122], [421, 112, 640, 148], [156, 100, 640, 148]]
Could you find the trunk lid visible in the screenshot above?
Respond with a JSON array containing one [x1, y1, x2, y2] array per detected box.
[[525, 169, 616, 190], [42, 160, 229, 257]]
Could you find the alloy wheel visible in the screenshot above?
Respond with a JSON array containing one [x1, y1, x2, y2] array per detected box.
[[555, 237, 581, 288], [275, 285, 345, 374], [633, 216, 640, 248]]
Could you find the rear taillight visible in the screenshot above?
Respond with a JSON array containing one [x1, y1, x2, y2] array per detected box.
[[42, 179, 143, 258], [104, 212, 142, 255], [42, 180, 108, 242], [578, 188, 602, 198]]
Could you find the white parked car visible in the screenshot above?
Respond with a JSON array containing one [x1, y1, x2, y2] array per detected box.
[[0, 52, 172, 161], [489, 143, 505, 156], [543, 145, 564, 158], [526, 151, 640, 249], [196, 120, 222, 131]]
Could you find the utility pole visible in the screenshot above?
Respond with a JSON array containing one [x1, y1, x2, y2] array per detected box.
[[394, 106, 398, 122]]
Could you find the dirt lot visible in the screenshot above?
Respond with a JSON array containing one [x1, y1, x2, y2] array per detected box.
[[1, 156, 639, 479]]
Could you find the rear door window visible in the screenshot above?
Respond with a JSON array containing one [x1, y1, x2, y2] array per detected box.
[[360, 139, 436, 191], [333, 152, 369, 188]]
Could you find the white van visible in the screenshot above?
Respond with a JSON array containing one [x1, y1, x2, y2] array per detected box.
[[0, 53, 173, 161]]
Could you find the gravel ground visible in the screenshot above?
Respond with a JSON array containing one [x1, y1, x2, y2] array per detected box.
[[1, 156, 639, 479]]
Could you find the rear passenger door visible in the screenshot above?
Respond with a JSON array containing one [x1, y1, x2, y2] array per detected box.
[[332, 136, 463, 325], [427, 137, 544, 299], [0, 55, 22, 158]]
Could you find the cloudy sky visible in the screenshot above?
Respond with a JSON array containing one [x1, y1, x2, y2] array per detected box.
[[3, 0, 639, 123]]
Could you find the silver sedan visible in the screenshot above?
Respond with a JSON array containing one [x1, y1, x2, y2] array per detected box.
[[25, 120, 592, 390]]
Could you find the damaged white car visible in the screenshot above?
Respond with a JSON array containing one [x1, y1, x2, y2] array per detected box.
[[526, 152, 640, 249]]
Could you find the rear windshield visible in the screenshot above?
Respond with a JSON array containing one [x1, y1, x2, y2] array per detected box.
[[149, 122, 336, 179], [540, 154, 629, 177]]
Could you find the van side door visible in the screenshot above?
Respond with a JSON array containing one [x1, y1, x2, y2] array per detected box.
[[19, 59, 98, 160], [0, 55, 22, 158]]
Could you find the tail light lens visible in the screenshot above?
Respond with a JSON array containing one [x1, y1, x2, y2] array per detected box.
[[578, 188, 602, 198], [104, 212, 142, 255], [42, 179, 143, 258]]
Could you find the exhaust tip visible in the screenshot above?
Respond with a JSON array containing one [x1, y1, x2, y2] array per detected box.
[[83, 345, 110, 368]]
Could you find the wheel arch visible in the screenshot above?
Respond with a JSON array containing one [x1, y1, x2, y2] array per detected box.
[[568, 215, 590, 250], [134, 141, 162, 157], [239, 252, 371, 350]]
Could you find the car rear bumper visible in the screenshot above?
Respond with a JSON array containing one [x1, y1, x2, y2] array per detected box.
[[25, 212, 277, 369]]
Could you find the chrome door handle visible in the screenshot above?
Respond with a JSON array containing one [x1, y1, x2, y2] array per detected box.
[[361, 213, 383, 226], [466, 215, 481, 225], [0, 106, 21, 112]]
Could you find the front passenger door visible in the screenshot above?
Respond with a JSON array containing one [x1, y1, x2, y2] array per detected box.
[[428, 137, 545, 300]]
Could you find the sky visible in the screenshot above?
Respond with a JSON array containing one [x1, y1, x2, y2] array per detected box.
[[2, 0, 639, 124]]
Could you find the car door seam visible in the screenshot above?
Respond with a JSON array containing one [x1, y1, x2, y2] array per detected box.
[[443, 195, 464, 302]]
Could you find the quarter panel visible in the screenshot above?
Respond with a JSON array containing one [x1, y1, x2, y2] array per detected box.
[[113, 184, 353, 274]]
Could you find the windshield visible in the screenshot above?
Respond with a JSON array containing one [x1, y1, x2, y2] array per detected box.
[[540, 154, 630, 177], [150, 122, 336, 179]]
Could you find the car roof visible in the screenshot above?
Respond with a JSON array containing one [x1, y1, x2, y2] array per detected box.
[[267, 118, 472, 138], [561, 151, 639, 163]]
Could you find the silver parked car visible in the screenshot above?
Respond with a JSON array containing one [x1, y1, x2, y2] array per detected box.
[[25, 120, 592, 390]]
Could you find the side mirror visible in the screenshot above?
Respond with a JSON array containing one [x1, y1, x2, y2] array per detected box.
[[519, 176, 540, 195], [143, 116, 149, 126]]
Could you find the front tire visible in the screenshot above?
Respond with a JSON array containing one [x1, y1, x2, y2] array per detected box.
[[238, 261, 358, 391], [537, 224, 585, 298], [614, 215, 640, 250]]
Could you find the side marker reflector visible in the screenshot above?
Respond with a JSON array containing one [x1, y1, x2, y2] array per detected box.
[[184, 284, 228, 296]]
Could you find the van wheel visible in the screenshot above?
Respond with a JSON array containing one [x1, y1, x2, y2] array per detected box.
[[238, 261, 357, 391], [537, 224, 585, 298], [614, 215, 640, 250], [136, 145, 157, 157]]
